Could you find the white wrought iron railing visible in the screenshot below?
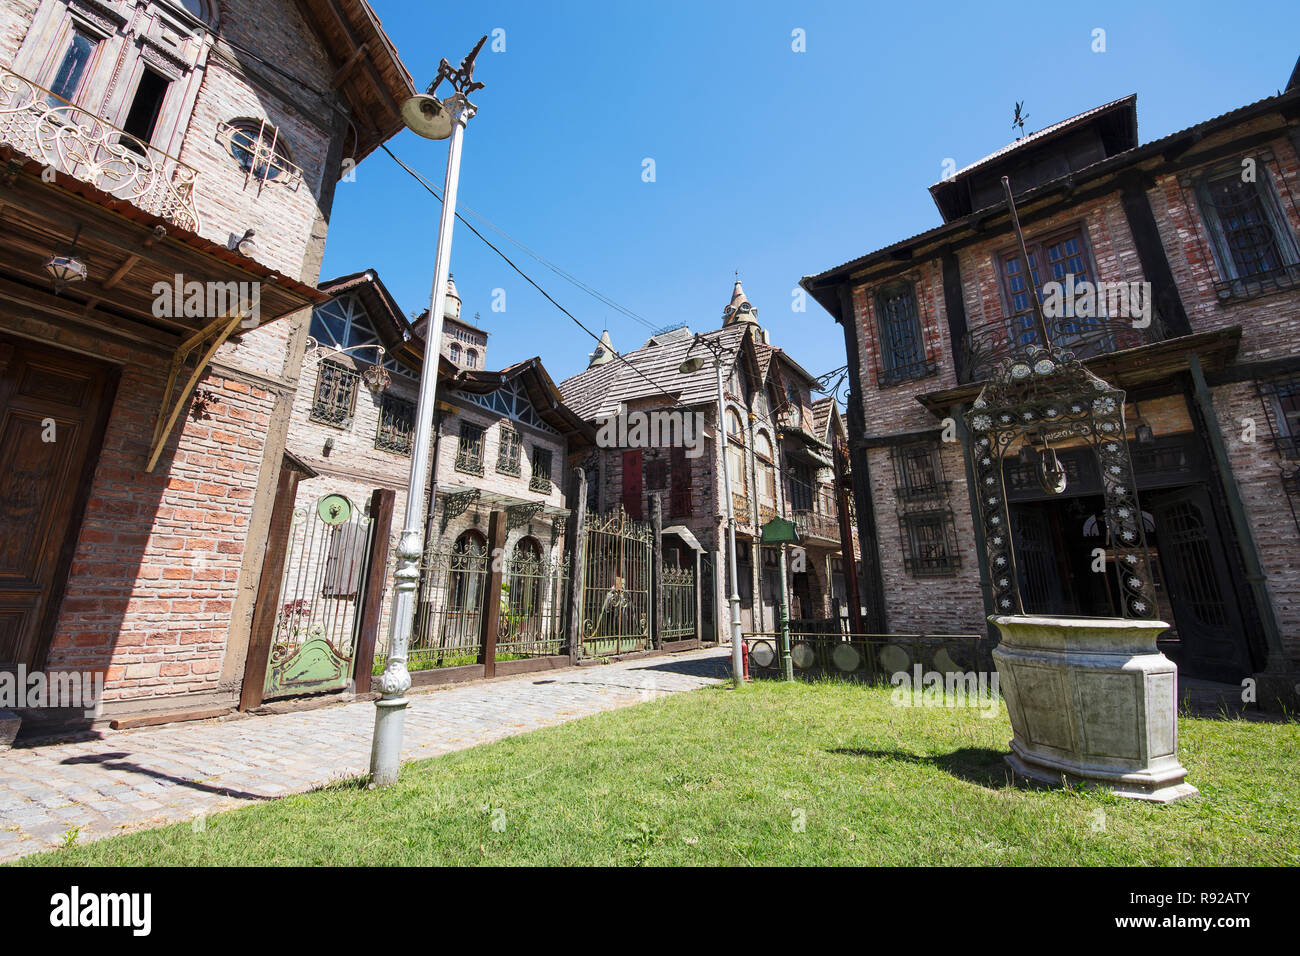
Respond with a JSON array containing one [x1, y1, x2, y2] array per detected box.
[[0, 64, 201, 232]]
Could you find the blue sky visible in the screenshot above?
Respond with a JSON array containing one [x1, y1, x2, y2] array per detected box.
[[321, 0, 1300, 386]]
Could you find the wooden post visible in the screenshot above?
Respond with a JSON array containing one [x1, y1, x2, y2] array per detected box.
[[239, 461, 301, 711], [566, 467, 588, 665], [694, 547, 702, 643], [650, 492, 664, 649], [352, 488, 396, 695], [479, 509, 507, 678]]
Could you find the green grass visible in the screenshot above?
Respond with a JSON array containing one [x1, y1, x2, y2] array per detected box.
[[16, 679, 1300, 866]]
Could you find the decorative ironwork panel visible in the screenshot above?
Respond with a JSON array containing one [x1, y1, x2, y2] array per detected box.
[[265, 494, 374, 699], [958, 314, 1168, 384], [661, 566, 696, 642], [506, 501, 544, 531], [965, 344, 1156, 619], [530, 447, 553, 493], [311, 361, 360, 427], [0, 65, 201, 231], [404, 534, 490, 670], [899, 510, 962, 577], [498, 550, 570, 660], [496, 426, 522, 475], [438, 488, 481, 533], [375, 392, 415, 455], [581, 506, 654, 657], [455, 422, 485, 476]]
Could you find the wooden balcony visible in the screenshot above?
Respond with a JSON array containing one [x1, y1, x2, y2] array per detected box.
[[792, 508, 842, 544], [0, 64, 201, 232]]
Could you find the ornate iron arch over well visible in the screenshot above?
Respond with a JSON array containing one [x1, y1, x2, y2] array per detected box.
[[963, 343, 1157, 620]]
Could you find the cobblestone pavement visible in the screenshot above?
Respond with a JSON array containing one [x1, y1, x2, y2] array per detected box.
[[0, 648, 730, 862]]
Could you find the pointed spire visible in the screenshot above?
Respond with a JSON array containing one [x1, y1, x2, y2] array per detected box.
[[443, 273, 461, 321], [721, 273, 758, 328], [588, 329, 615, 368]]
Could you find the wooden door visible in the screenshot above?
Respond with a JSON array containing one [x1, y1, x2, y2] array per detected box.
[[621, 449, 643, 520], [0, 336, 112, 669]]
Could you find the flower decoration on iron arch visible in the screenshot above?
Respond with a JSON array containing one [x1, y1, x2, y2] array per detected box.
[[963, 343, 1157, 620]]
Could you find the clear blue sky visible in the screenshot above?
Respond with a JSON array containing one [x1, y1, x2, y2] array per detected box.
[[320, 0, 1300, 385]]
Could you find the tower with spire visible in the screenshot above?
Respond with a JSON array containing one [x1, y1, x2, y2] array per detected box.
[[588, 329, 615, 368], [721, 274, 759, 328]]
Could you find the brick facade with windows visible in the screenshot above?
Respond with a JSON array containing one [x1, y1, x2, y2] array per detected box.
[[805, 71, 1300, 703]]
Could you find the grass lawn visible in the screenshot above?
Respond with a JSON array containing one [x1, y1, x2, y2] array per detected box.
[[16, 678, 1300, 866]]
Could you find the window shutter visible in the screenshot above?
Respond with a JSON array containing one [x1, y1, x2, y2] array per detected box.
[[622, 449, 643, 519]]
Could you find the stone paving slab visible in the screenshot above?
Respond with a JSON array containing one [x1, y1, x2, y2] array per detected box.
[[0, 648, 729, 862]]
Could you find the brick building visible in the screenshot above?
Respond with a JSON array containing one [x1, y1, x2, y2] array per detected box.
[[0, 0, 415, 726], [235, 267, 594, 706], [803, 63, 1300, 703], [559, 280, 859, 644]]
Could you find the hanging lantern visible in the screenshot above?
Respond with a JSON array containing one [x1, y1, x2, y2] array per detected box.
[[44, 225, 87, 295]]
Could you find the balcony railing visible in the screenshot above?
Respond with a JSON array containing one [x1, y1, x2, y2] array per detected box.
[[0, 65, 201, 232], [791, 508, 841, 543], [957, 312, 1170, 385]]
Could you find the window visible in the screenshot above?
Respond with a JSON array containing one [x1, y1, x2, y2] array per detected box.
[[220, 119, 298, 186], [645, 457, 668, 490], [1197, 166, 1300, 295], [497, 426, 521, 475], [120, 68, 170, 150], [449, 342, 462, 363], [755, 431, 777, 518], [465, 349, 478, 369], [375, 392, 415, 455], [48, 30, 97, 105], [310, 361, 360, 427], [874, 281, 932, 384], [530, 447, 553, 493], [788, 462, 814, 512], [900, 512, 961, 577], [725, 408, 747, 495], [456, 422, 485, 476], [891, 442, 945, 499], [998, 228, 1106, 351], [669, 446, 692, 517], [1258, 375, 1300, 459]]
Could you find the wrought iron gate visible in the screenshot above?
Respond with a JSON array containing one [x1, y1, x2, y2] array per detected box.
[[581, 506, 653, 656], [661, 565, 697, 643], [265, 493, 374, 699]]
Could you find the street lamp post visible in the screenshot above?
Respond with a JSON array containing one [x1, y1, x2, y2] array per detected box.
[[370, 39, 486, 788], [680, 336, 745, 687]]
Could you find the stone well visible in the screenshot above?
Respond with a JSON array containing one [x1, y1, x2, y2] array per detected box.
[[990, 614, 1198, 803]]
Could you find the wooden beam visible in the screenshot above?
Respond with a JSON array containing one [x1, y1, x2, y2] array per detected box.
[[147, 309, 246, 472], [330, 40, 371, 90]]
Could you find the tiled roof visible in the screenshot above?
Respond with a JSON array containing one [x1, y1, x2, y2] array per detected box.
[[810, 396, 835, 441], [559, 325, 752, 421]]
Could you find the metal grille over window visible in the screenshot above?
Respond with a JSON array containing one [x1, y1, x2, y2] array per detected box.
[[456, 422, 485, 476], [1257, 374, 1300, 535], [310, 361, 360, 427], [874, 280, 934, 385], [497, 427, 521, 475], [530, 447, 553, 493], [890, 440, 961, 576], [1195, 163, 1300, 299], [375, 392, 415, 455], [217, 118, 303, 192]]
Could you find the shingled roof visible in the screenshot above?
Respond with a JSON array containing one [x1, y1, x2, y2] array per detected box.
[[558, 325, 752, 421]]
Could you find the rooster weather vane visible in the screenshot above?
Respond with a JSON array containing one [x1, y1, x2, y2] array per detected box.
[[426, 35, 488, 97]]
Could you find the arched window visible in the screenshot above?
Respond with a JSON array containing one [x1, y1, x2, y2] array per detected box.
[[221, 119, 297, 184], [449, 342, 462, 363], [465, 349, 478, 369], [446, 530, 488, 646]]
